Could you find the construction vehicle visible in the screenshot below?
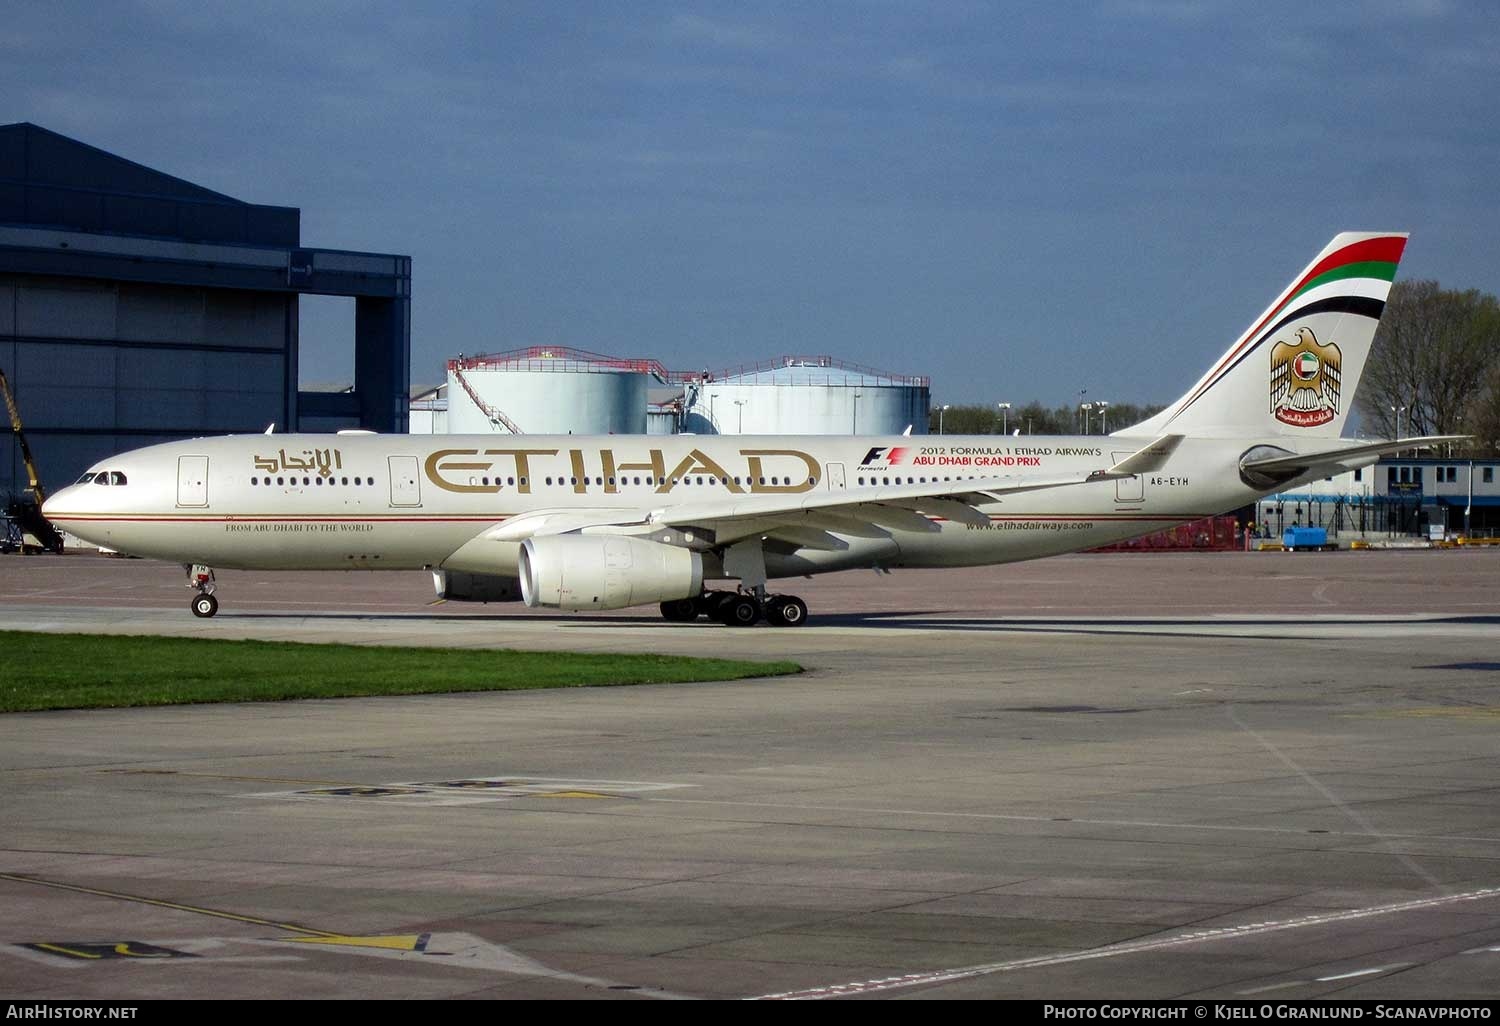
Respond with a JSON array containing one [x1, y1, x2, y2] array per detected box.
[[1, 365, 65, 553]]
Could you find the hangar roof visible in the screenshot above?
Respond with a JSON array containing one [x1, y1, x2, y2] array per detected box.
[[0, 122, 299, 246]]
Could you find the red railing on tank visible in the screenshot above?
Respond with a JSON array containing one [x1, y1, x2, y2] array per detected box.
[[447, 348, 927, 387]]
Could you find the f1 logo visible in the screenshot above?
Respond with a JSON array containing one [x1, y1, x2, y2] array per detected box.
[[860, 446, 908, 466]]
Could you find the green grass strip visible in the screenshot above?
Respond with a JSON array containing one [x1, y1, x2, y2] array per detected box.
[[0, 631, 803, 712]]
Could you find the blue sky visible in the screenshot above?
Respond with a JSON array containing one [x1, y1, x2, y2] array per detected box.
[[5, 1, 1497, 407]]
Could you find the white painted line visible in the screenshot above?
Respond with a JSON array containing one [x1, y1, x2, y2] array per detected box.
[[752, 887, 1500, 1000], [1316, 963, 1410, 981], [1236, 980, 1308, 995]]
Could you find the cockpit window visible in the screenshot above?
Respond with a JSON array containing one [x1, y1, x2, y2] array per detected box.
[[110, 471, 127, 486], [93, 474, 110, 486], [78, 472, 97, 484]]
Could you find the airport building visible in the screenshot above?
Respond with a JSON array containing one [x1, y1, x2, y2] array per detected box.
[[1258, 456, 1500, 539], [414, 349, 930, 437], [0, 122, 411, 496]]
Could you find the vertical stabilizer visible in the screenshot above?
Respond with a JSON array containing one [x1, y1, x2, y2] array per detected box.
[[1123, 232, 1408, 438]]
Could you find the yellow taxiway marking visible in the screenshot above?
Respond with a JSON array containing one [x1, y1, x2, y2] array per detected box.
[[31, 943, 102, 960], [98, 769, 366, 786], [0, 871, 340, 938], [289, 933, 430, 952], [532, 790, 617, 799], [28, 941, 187, 960], [1379, 707, 1500, 720]]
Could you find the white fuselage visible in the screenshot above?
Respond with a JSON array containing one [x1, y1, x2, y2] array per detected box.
[[44, 431, 1300, 580]]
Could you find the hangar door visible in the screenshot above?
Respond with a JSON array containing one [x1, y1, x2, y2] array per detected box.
[[177, 455, 208, 507]]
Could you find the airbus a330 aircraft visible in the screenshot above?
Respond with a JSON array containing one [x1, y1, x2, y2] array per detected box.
[[43, 232, 1459, 626]]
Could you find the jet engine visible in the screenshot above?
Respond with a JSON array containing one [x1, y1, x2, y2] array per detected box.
[[431, 570, 523, 603], [519, 535, 703, 611]]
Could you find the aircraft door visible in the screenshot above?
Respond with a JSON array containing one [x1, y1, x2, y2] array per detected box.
[[827, 462, 846, 490], [1112, 451, 1145, 503], [388, 455, 422, 507], [176, 455, 209, 507]]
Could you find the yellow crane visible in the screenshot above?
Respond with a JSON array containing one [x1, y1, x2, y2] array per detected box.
[[1, 365, 64, 553]]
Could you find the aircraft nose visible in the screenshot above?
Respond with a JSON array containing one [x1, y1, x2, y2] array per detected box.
[[42, 485, 78, 518]]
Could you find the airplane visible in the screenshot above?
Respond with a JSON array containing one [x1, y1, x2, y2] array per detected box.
[[42, 232, 1463, 627]]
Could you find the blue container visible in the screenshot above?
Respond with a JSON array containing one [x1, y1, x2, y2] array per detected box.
[[1283, 526, 1328, 548]]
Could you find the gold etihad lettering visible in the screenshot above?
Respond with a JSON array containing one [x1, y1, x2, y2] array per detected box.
[[420, 446, 818, 496], [658, 448, 745, 494], [743, 449, 819, 493], [253, 447, 343, 479], [424, 448, 559, 494]]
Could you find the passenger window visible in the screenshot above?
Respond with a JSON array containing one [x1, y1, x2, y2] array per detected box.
[[277, 477, 285, 485]]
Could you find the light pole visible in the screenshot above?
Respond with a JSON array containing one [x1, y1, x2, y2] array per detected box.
[[1096, 400, 1109, 434], [1390, 404, 1403, 441], [939, 404, 952, 435], [709, 392, 719, 432], [733, 399, 746, 433], [997, 401, 1011, 435], [852, 391, 862, 434], [1080, 402, 1094, 435]]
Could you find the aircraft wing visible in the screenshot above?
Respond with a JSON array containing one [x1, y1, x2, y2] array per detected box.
[[472, 435, 1183, 552]]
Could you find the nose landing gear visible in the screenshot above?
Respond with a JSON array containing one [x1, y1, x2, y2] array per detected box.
[[187, 564, 218, 617]]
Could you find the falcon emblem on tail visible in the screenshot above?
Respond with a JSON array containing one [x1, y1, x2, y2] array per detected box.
[[1270, 326, 1341, 428]]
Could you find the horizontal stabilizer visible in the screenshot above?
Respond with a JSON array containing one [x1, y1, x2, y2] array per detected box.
[[1241, 435, 1470, 475]]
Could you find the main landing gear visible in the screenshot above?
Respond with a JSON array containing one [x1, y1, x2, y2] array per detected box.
[[187, 563, 219, 618], [659, 589, 808, 628]]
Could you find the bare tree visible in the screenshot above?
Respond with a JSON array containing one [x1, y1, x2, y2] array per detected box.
[[1358, 280, 1500, 447], [927, 401, 1164, 435]]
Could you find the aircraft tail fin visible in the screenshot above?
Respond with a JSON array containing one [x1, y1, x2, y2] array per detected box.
[[1123, 232, 1408, 438]]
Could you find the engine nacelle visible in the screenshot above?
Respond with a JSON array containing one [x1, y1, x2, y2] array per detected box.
[[431, 570, 523, 603], [519, 535, 703, 611]]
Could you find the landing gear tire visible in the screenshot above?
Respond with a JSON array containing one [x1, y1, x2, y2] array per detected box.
[[191, 593, 219, 618], [660, 597, 701, 622], [764, 595, 807, 627], [718, 595, 761, 627]]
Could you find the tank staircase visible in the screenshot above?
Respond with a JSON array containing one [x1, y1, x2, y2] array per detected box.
[[451, 365, 525, 434]]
